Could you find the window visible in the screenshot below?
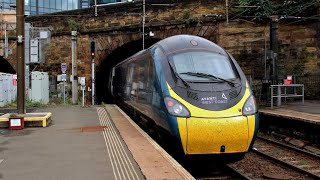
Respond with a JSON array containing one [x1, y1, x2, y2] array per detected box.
[[56, 0, 62, 9], [30, 0, 36, 6], [50, 1, 56, 9], [172, 51, 237, 81]]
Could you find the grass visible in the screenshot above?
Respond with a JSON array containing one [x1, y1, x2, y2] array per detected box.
[[1, 100, 54, 108]]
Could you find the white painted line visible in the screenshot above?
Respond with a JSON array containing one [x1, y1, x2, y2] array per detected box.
[[97, 107, 140, 180], [0, 159, 4, 165], [97, 108, 118, 180]]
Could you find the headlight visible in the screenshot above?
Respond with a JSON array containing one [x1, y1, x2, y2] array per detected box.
[[164, 97, 190, 117], [242, 95, 257, 116]]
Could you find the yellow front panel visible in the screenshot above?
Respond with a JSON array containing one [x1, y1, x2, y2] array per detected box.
[[247, 115, 256, 146], [177, 117, 188, 154], [186, 116, 249, 154]]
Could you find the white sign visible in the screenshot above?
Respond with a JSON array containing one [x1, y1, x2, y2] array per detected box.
[[10, 119, 21, 126], [61, 73, 67, 82], [79, 77, 86, 86], [30, 39, 39, 63], [61, 63, 67, 73], [40, 31, 49, 39]]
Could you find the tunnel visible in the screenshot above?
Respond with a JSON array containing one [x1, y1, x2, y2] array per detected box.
[[0, 56, 16, 74], [96, 38, 161, 104]]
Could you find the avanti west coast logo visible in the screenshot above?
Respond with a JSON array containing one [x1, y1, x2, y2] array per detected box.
[[201, 93, 228, 104]]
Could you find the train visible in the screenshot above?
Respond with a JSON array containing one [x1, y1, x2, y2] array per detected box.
[[109, 35, 259, 160]]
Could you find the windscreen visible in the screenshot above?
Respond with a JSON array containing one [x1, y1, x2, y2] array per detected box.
[[172, 51, 237, 81]]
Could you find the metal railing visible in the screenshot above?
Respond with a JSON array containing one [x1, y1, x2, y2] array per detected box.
[[270, 84, 304, 109]]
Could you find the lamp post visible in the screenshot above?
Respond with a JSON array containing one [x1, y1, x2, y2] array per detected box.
[[71, 31, 78, 104]]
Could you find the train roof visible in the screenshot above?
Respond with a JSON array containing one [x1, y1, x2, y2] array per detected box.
[[153, 35, 227, 55]]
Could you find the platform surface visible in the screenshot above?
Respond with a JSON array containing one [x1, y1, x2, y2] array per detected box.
[[0, 105, 194, 180], [259, 100, 320, 124]]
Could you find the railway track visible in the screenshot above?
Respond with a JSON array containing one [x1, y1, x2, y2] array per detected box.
[[229, 151, 315, 179], [253, 136, 320, 179], [185, 161, 251, 180]]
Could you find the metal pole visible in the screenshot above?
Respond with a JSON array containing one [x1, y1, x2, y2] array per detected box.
[[63, 82, 66, 104], [142, 0, 145, 50], [4, 22, 8, 58], [82, 89, 84, 107], [71, 31, 78, 104], [264, 31, 267, 78], [94, 0, 97, 16], [226, 0, 229, 24], [17, 0, 25, 114], [91, 57, 95, 105], [270, 18, 278, 79]]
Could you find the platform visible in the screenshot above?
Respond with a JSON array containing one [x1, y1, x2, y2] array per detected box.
[[0, 105, 194, 180], [259, 100, 320, 124]]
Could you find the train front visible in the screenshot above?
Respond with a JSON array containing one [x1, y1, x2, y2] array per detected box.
[[158, 35, 259, 155]]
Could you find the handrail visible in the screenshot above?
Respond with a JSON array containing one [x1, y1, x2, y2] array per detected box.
[[270, 84, 304, 109]]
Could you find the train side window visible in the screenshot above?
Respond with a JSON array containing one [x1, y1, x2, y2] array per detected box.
[[124, 64, 135, 99]]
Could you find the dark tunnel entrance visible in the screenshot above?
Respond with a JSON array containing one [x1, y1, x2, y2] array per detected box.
[[0, 56, 16, 74], [96, 38, 161, 104]]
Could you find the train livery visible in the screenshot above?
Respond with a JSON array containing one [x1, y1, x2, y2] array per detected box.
[[109, 35, 259, 158]]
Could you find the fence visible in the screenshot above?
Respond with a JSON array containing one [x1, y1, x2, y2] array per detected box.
[[251, 75, 320, 106], [294, 75, 320, 100], [270, 84, 304, 108]]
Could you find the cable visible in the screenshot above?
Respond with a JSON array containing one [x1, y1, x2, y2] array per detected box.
[[284, 14, 320, 25]]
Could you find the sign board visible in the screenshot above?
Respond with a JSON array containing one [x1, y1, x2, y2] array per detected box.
[[78, 77, 86, 86], [40, 31, 49, 39], [61, 63, 67, 73], [12, 74, 17, 86], [61, 73, 67, 82], [9, 117, 24, 130], [30, 39, 39, 63]]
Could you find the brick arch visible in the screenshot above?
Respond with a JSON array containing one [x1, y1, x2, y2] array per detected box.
[[92, 33, 142, 67], [95, 37, 161, 104], [92, 23, 219, 67]]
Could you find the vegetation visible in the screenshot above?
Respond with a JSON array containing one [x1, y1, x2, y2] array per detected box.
[[2, 100, 51, 108], [230, 0, 318, 21], [180, 9, 201, 26], [67, 19, 81, 31]]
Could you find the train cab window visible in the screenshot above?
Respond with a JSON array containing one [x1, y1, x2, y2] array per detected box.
[[171, 51, 238, 81]]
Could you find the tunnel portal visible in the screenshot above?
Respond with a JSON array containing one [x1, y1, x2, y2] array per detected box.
[[96, 38, 161, 104], [0, 56, 16, 74]]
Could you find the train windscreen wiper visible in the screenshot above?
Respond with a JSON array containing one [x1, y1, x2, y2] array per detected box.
[[168, 61, 190, 88], [180, 72, 235, 87]]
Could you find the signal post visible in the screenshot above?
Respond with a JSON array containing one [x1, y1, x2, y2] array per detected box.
[[91, 40, 95, 106]]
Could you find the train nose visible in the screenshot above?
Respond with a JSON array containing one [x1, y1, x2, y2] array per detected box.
[[185, 116, 249, 154]]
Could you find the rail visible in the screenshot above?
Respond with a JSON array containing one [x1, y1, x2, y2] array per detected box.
[[270, 84, 304, 109]]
